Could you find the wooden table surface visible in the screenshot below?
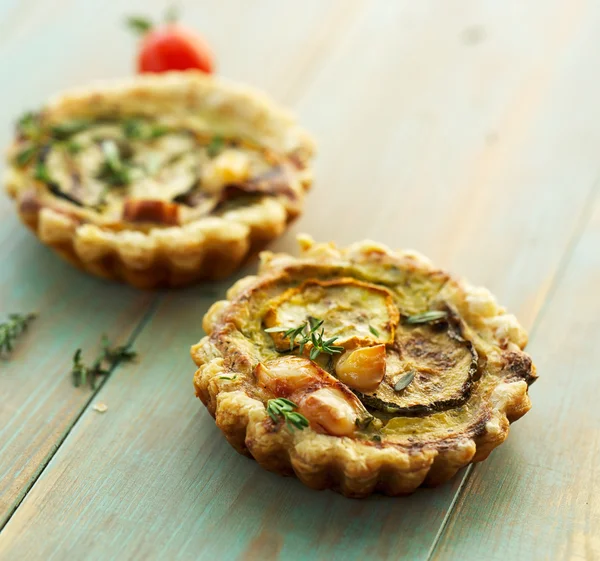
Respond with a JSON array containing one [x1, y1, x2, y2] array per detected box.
[[1, 1, 599, 560]]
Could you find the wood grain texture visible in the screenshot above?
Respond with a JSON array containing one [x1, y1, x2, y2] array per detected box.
[[431, 191, 600, 561], [0, 0, 362, 533], [1, 0, 600, 560]]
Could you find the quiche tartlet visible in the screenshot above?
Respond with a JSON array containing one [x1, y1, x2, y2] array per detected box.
[[4, 72, 314, 288], [192, 236, 537, 497]]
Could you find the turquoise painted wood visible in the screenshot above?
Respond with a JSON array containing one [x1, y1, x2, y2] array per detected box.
[[0, 209, 154, 527], [1, 1, 600, 560], [431, 193, 600, 561]]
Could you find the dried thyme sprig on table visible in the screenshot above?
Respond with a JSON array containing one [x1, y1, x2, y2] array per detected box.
[[0, 313, 37, 356], [71, 335, 137, 389]]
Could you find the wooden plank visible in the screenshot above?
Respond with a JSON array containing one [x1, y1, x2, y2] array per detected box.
[[2, 1, 600, 559], [430, 191, 600, 561], [0, 0, 361, 531]]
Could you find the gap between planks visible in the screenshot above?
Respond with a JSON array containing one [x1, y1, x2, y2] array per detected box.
[[0, 298, 160, 535]]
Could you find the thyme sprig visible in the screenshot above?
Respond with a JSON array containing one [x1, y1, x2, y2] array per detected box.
[[16, 112, 42, 141], [96, 140, 132, 186], [404, 310, 448, 325], [122, 119, 168, 141], [265, 316, 344, 360], [50, 119, 90, 140], [34, 161, 55, 184], [266, 398, 309, 431], [14, 145, 38, 167], [206, 135, 224, 158], [0, 313, 36, 356], [71, 335, 137, 389], [393, 371, 416, 392]]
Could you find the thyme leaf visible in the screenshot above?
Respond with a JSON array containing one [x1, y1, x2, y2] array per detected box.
[[122, 119, 168, 141], [368, 325, 380, 337], [393, 371, 416, 392], [14, 145, 38, 167], [17, 112, 42, 140], [65, 140, 83, 154], [404, 310, 448, 325], [266, 398, 309, 431], [34, 161, 54, 184], [206, 135, 224, 158], [50, 119, 90, 140], [97, 139, 131, 186], [0, 313, 36, 356]]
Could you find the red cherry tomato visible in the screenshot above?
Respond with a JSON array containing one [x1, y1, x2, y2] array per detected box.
[[137, 24, 214, 74]]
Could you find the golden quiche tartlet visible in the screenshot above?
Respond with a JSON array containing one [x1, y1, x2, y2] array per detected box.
[[192, 236, 537, 498], [4, 72, 314, 288]]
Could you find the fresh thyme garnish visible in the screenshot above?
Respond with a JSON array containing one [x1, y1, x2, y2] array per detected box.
[[14, 145, 38, 167], [266, 398, 309, 431], [219, 375, 237, 381], [122, 119, 142, 139], [50, 119, 90, 140], [0, 313, 36, 356], [122, 119, 168, 141], [17, 112, 42, 140], [148, 125, 169, 139], [308, 328, 345, 360], [393, 371, 416, 392], [265, 316, 344, 360], [355, 415, 374, 429], [34, 161, 55, 184], [368, 325, 380, 337], [206, 135, 224, 158], [71, 335, 137, 389], [404, 310, 448, 325], [65, 140, 83, 155], [97, 140, 132, 186]]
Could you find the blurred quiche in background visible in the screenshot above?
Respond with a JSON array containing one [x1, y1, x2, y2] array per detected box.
[[192, 236, 537, 498], [4, 71, 314, 288]]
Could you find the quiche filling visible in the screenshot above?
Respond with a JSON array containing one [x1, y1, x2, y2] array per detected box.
[[13, 113, 298, 226], [255, 277, 479, 438], [206, 262, 535, 445]]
